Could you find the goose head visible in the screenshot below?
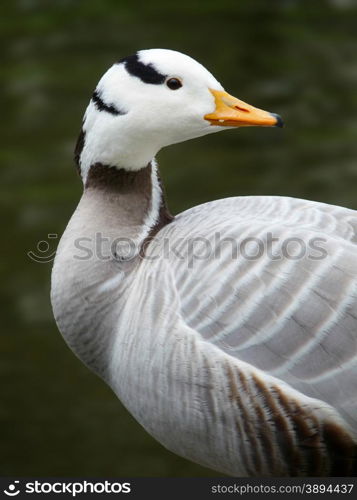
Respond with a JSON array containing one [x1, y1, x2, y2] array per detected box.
[[77, 49, 283, 182]]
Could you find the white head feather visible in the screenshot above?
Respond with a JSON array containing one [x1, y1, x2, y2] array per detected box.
[[78, 49, 224, 182]]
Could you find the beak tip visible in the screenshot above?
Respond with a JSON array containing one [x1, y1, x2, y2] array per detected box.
[[270, 113, 284, 128]]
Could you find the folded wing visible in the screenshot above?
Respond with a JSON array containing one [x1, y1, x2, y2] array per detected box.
[[161, 196, 357, 430]]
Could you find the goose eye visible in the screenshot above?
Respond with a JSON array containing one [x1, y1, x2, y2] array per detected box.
[[166, 78, 182, 90]]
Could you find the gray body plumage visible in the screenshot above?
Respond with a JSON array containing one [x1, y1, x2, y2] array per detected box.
[[52, 164, 357, 476], [51, 49, 357, 476]]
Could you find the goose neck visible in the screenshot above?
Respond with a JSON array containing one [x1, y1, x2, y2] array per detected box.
[[83, 160, 173, 255]]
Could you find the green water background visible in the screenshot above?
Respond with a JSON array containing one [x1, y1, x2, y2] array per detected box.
[[1, 0, 357, 476]]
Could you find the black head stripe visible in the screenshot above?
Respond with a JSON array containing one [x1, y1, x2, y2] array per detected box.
[[119, 53, 166, 84], [74, 128, 85, 172], [92, 90, 126, 116]]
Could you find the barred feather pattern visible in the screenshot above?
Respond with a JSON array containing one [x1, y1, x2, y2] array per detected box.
[[52, 191, 357, 476]]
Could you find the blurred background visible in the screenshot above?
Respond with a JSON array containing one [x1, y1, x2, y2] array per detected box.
[[1, 0, 357, 477]]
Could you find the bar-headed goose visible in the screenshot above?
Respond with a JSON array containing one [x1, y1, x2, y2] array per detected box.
[[51, 49, 357, 476]]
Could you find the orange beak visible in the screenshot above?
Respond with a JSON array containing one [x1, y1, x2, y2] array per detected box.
[[204, 89, 283, 128]]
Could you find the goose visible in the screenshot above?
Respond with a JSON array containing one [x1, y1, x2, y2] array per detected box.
[[51, 48, 357, 477]]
